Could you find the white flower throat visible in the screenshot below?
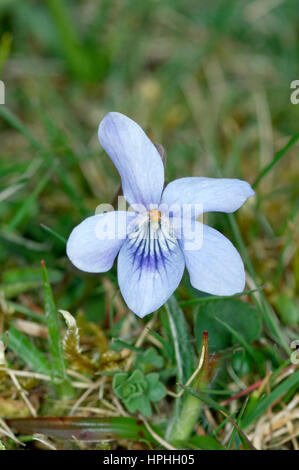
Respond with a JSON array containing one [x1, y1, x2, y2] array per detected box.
[[127, 210, 178, 273]]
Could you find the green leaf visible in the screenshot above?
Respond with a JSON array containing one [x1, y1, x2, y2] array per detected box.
[[145, 372, 159, 387], [113, 369, 165, 417], [231, 350, 252, 377], [195, 299, 262, 353], [127, 369, 145, 385], [148, 381, 167, 402], [112, 373, 128, 390], [136, 347, 164, 372], [134, 396, 152, 417]]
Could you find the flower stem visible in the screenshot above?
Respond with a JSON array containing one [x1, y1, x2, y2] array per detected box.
[[167, 331, 209, 445]]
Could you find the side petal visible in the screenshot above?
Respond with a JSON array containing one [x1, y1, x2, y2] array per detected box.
[[161, 177, 254, 217], [98, 112, 165, 208], [181, 221, 245, 296], [66, 211, 135, 273], [117, 221, 185, 317]]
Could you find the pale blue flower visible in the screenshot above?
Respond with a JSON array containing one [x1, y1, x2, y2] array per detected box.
[[67, 112, 254, 317]]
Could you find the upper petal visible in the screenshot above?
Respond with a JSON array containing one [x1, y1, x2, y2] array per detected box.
[[181, 221, 245, 296], [117, 214, 185, 317], [161, 177, 254, 218], [66, 211, 135, 273], [98, 112, 165, 208]]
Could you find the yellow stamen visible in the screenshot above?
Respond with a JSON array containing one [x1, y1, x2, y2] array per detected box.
[[149, 209, 161, 222]]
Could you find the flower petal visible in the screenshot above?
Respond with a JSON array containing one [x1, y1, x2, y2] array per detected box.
[[98, 112, 165, 208], [66, 211, 135, 273], [117, 217, 185, 317], [181, 221, 245, 296], [161, 177, 254, 217]]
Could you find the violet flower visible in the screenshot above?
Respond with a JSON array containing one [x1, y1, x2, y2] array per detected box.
[[67, 112, 254, 317]]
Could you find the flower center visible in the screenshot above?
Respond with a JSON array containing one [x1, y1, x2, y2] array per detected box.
[[126, 210, 178, 276], [149, 209, 161, 222]]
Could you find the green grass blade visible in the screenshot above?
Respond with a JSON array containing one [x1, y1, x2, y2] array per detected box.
[[179, 287, 264, 307], [45, 0, 97, 80], [253, 133, 299, 189], [221, 404, 255, 450], [165, 295, 194, 385], [226, 398, 250, 449], [165, 295, 195, 442], [0, 281, 44, 299], [41, 260, 73, 398], [7, 416, 156, 444], [112, 338, 143, 353], [214, 316, 261, 366], [227, 213, 290, 354], [204, 121, 289, 354], [40, 224, 67, 245], [0, 107, 87, 218], [0, 32, 12, 74], [5, 300, 46, 323], [5, 326, 51, 375], [147, 328, 174, 360], [241, 369, 299, 429], [180, 384, 230, 416], [7, 169, 53, 232], [168, 331, 209, 445], [0, 106, 42, 151]]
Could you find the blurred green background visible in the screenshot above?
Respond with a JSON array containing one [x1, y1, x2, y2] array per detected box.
[[0, 0, 298, 450], [1, 0, 298, 315]]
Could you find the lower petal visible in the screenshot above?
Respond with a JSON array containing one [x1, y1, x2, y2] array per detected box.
[[66, 211, 135, 273], [117, 217, 185, 317], [181, 221, 245, 296]]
